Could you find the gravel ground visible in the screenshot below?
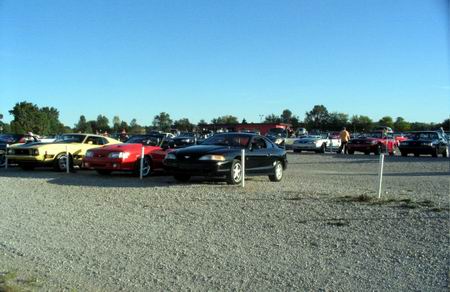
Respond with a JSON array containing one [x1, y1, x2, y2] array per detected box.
[[0, 153, 449, 291]]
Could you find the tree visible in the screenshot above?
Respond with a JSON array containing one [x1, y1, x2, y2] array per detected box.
[[96, 115, 110, 132], [350, 115, 373, 132], [9, 101, 65, 135], [112, 116, 121, 133], [152, 112, 173, 132], [211, 115, 239, 124], [264, 114, 281, 123], [74, 115, 93, 133], [393, 117, 411, 132], [173, 118, 194, 132], [129, 118, 145, 134], [241, 118, 247, 124], [198, 119, 208, 126], [304, 105, 330, 131], [439, 118, 450, 131], [378, 116, 394, 128], [280, 109, 293, 123], [328, 112, 349, 131]]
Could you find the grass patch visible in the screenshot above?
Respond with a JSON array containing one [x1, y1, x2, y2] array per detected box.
[[327, 220, 350, 227], [338, 195, 440, 211], [0, 271, 42, 292]]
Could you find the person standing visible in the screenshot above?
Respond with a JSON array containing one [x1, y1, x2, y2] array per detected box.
[[338, 127, 350, 154]]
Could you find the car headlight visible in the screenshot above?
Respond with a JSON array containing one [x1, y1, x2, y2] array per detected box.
[[371, 140, 378, 144], [85, 150, 94, 158], [108, 152, 130, 159], [7, 149, 14, 155], [422, 142, 432, 146], [165, 153, 177, 160], [32, 149, 39, 156], [199, 154, 226, 161]]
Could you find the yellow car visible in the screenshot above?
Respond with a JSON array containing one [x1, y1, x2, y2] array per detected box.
[[6, 133, 120, 171]]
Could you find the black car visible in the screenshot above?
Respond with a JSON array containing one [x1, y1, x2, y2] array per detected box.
[[164, 132, 287, 184], [0, 134, 39, 167], [398, 131, 448, 157]]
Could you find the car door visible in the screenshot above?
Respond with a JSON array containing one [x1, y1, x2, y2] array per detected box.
[[246, 137, 273, 173]]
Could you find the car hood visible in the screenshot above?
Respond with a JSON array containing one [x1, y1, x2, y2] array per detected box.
[[92, 143, 161, 152], [8, 142, 49, 149], [174, 145, 238, 156], [404, 139, 434, 143]]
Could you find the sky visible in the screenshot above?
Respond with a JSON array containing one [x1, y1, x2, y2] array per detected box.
[[0, 0, 449, 127]]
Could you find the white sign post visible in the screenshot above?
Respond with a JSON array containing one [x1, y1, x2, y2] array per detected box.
[[377, 153, 385, 199], [140, 146, 144, 180], [4, 144, 8, 169], [241, 149, 245, 187], [66, 146, 70, 173]]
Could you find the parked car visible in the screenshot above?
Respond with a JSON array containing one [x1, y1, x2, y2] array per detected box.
[[6, 133, 120, 171], [0, 133, 50, 167], [291, 134, 341, 153], [83, 134, 169, 176], [170, 132, 200, 147], [398, 131, 448, 157], [347, 132, 397, 155], [164, 132, 287, 184]]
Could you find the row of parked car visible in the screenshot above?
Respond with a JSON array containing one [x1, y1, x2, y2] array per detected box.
[[1, 132, 288, 184]]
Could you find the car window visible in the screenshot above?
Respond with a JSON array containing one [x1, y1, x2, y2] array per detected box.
[[251, 137, 267, 150], [85, 136, 104, 145], [102, 137, 109, 145]]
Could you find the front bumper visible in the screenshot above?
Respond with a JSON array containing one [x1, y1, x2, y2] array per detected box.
[[398, 146, 434, 154], [347, 144, 377, 152], [292, 144, 320, 151], [83, 158, 136, 171], [164, 160, 231, 176]]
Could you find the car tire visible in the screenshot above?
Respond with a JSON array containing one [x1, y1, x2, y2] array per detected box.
[[269, 160, 283, 182], [174, 174, 191, 183], [364, 151, 370, 155], [432, 148, 438, 158], [414, 153, 420, 157], [319, 143, 326, 153], [97, 169, 112, 175], [293, 149, 301, 153], [443, 147, 449, 158], [54, 153, 74, 172], [134, 156, 152, 177], [374, 145, 382, 155], [348, 150, 354, 155], [227, 159, 242, 185], [401, 151, 407, 157], [0, 155, 5, 168]]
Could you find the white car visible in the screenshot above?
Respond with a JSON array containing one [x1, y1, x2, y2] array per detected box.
[[292, 135, 341, 153]]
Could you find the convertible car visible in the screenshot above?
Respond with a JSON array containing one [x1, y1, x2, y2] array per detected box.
[[347, 132, 397, 155], [291, 134, 341, 153], [83, 134, 170, 176], [6, 133, 120, 171], [398, 131, 448, 157], [164, 132, 288, 184]]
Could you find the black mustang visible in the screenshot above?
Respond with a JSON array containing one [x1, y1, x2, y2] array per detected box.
[[164, 132, 288, 184], [399, 131, 448, 157]]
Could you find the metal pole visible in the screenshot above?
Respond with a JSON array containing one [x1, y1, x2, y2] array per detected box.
[[5, 144, 8, 169], [241, 149, 245, 187], [377, 154, 385, 199], [140, 146, 144, 180], [66, 145, 70, 173]]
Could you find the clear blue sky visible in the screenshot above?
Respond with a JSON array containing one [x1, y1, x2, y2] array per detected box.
[[1, 0, 448, 126]]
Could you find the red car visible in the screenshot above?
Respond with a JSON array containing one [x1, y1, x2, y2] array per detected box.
[[83, 134, 171, 176], [347, 132, 397, 155]]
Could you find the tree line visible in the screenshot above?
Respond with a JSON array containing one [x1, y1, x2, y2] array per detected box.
[[0, 101, 448, 135]]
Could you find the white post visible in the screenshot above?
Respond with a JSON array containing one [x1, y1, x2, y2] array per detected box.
[[377, 153, 385, 199], [241, 149, 245, 187], [329, 138, 333, 154], [66, 145, 70, 173], [140, 146, 144, 180], [4, 144, 8, 169]]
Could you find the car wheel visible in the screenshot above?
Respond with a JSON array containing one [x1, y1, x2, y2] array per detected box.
[[443, 147, 449, 158], [227, 159, 242, 185], [432, 148, 438, 158], [269, 161, 283, 182], [174, 174, 191, 182], [319, 143, 326, 153], [364, 151, 370, 155], [401, 151, 407, 157], [348, 150, 354, 155], [414, 153, 420, 157], [97, 170, 112, 175], [54, 153, 73, 172], [374, 145, 382, 155], [135, 156, 152, 177], [0, 155, 5, 168], [293, 149, 301, 153]]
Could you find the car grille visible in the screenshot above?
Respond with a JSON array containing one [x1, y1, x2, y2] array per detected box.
[[14, 149, 31, 155], [176, 154, 202, 161]]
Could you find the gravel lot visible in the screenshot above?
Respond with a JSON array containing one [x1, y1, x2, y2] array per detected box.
[[0, 153, 449, 291]]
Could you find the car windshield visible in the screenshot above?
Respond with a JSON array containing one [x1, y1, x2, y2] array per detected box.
[[55, 134, 86, 143], [201, 134, 250, 148], [126, 135, 163, 145], [0, 134, 21, 143], [410, 132, 439, 140]]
